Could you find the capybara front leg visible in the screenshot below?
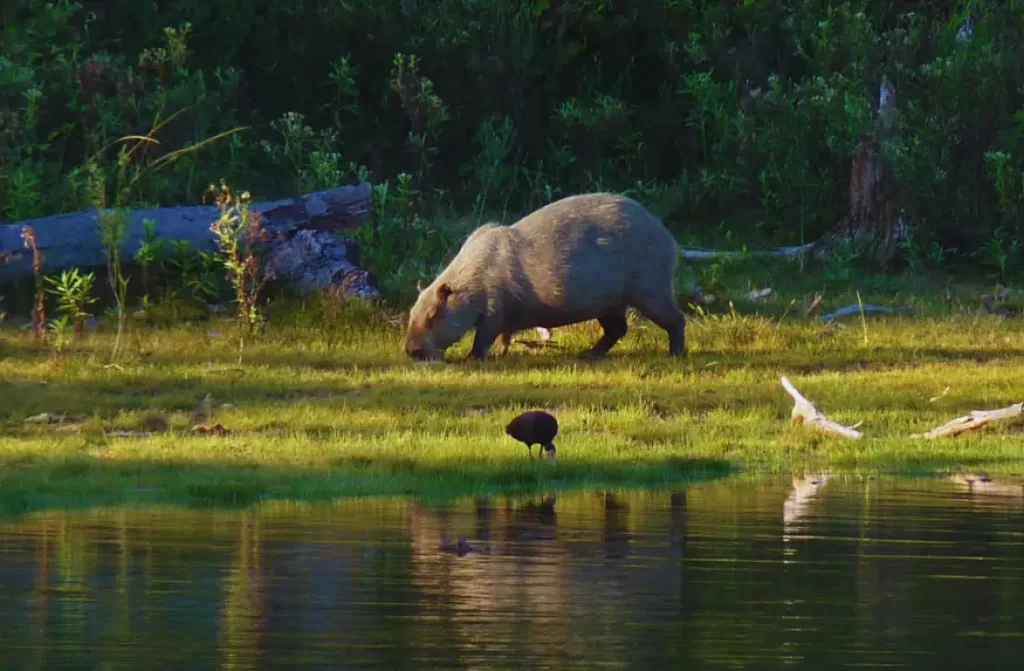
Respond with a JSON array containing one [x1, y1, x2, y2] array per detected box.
[[468, 319, 503, 360], [584, 311, 628, 359]]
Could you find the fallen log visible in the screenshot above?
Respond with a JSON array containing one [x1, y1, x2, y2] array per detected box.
[[0, 184, 379, 299], [911, 402, 1024, 439], [819, 303, 912, 322], [781, 376, 863, 439], [678, 242, 816, 261]]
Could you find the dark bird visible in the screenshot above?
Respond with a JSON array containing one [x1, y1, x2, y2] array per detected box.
[[505, 410, 559, 462]]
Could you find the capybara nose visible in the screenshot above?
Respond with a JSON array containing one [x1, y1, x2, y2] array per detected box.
[[406, 343, 425, 360]]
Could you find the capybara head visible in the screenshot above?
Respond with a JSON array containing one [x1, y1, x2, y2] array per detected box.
[[404, 280, 476, 361]]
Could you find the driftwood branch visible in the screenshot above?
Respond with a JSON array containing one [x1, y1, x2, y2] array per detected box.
[[804, 292, 824, 317], [779, 374, 1024, 440], [781, 376, 863, 439], [911, 402, 1024, 439], [0, 184, 378, 298], [678, 242, 816, 261], [819, 304, 913, 322]]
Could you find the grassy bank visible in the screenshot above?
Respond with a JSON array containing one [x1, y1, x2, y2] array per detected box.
[[3, 269, 1024, 516]]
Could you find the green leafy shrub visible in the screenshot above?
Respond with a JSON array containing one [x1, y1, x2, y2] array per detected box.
[[43, 267, 97, 335], [4, 0, 1024, 308]]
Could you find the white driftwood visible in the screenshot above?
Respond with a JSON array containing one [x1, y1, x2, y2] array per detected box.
[[911, 402, 1024, 439], [804, 292, 824, 317], [781, 376, 863, 439], [746, 287, 774, 302]]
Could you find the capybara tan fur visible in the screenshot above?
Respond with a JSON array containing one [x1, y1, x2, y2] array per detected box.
[[404, 192, 686, 361]]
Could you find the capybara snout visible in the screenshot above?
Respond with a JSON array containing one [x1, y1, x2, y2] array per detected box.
[[404, 281, 456, 361]]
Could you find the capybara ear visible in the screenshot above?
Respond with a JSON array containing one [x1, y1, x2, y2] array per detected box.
[[417, 279, 426, 293], [436, 283, 453, 302]]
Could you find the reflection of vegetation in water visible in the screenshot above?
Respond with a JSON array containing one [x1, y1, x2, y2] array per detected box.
[[219, 513, 264, 671], [53, 515, 91, 649], [113, 512, 131, 667], [3, 481, 1024, 666]]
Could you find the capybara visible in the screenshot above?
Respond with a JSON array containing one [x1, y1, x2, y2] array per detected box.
[[404, 192, 686, 361], [505, 410, 559, 461]]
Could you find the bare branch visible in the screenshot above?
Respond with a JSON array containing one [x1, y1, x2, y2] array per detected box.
[[781, 376, 863, 439], [911, 402, 1024, 439], [804, 292, 824, 317], [678, 242, 815, 261], [819, 304, 910, 322]]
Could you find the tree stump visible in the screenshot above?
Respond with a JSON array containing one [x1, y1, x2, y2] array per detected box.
[[816, 130, 907, 267]]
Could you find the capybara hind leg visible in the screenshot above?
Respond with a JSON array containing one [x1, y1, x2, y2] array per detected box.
[[633, 293, 687, 356], [584, 311, 628, 359]]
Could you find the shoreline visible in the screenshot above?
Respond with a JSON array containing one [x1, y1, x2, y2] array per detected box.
[[4, 295, 1024, 518]]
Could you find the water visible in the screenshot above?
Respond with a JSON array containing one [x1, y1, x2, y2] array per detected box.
[[1, 474, 1023, 669]]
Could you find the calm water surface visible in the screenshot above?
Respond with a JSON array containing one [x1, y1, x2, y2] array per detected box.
[[1, 475, 1024, 669]]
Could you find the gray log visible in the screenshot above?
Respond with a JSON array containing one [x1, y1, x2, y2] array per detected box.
[[0, 184, 379, 299]]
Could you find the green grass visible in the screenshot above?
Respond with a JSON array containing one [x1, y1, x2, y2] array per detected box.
[[2, 267, 1024, 517]]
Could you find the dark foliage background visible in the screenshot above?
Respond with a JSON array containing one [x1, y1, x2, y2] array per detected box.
[[3, 0, 1024, 292]]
